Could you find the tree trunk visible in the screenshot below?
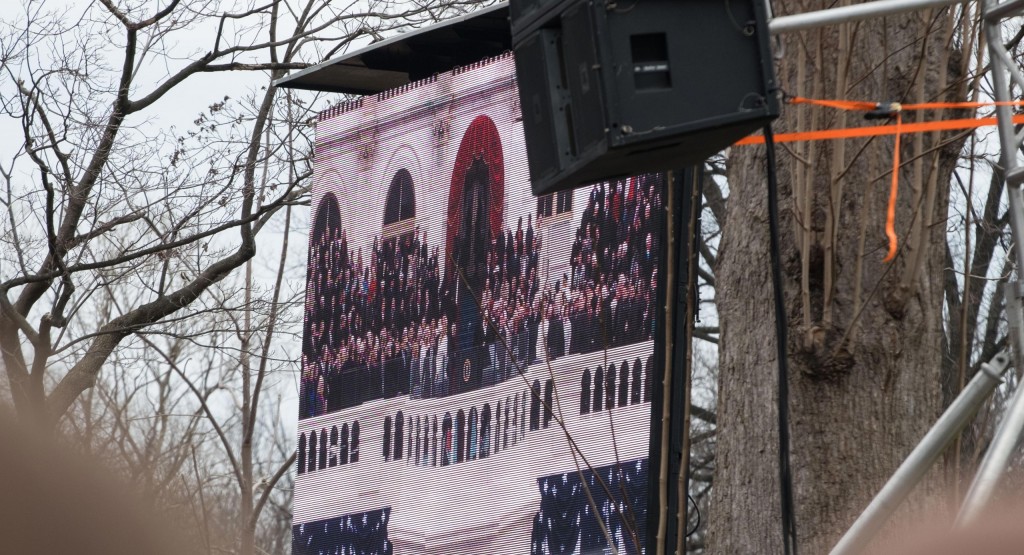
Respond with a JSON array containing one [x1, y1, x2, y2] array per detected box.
[[709, 2, 965, 553]]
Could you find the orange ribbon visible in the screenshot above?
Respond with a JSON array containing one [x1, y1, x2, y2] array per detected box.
[[738, 96, 1024, 263], [883, 113, 901, 263], [787, 95, 1024, 112], [735, 115, 1024, 145]]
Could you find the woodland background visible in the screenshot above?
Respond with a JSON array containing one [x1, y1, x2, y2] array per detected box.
[[0, 0, 1021, 553]]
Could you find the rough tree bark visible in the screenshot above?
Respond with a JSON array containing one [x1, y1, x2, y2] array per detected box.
[[710, 2, 968, 553]]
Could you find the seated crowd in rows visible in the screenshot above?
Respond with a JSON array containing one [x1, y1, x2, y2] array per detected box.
[[300, 176, 663, 419]]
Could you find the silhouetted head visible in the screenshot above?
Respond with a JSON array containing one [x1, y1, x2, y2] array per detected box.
[[0, 416, 185, 554]]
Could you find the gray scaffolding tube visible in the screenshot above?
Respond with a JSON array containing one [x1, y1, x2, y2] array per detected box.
[[953, 0, 1024, 526], [958, 286, 1024, 524], [768, 0, 963, 34], [829, 352, 1010, 555]]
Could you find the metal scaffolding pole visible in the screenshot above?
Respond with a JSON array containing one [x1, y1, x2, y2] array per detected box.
[[827, 352, 1010, 555], [958, 286, 1024, 524], [953, 0, 1024, 526], [768, 0, 962, 34]]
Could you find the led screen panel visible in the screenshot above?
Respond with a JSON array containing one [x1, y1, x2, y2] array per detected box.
[[296, 53, 667, 554]]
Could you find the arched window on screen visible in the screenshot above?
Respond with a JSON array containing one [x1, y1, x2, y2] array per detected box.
[[384, 169, 415, 221], [506, 395, 513, 448], [421, 416, 429, 466], [383, 416, 392, 461], [543, 379, 554, 428], [339, 423, 349, 465], [442, 413, 453, 466], [394, 411, 404, 460], [308, 430, 317, 473], [329, 426, 339, 468], [407, 416, 413, 464], [495, 401, 502, 455], [351, 421, 360, 462], [432, 416, 438, 466], [456, 409, 466, 463], [422, 416, 429, 465], [593, 366, 604, 412], [318, 428, 328, 470], [481, 404, 491, 458], [631, 357, 642, 404], [644, 355, 653, 402], [580, 368, 591, 414], [298, 432, 306, 474], [530, 379, 541, 431], [382, 169, 416, 250], [415, 416, 422, 465], [468, 407, 479, 460], [619, 361, 629, 408], [425, 416, 432, 466], [605, 363, 616, 410], [521, 388, 528, 438]]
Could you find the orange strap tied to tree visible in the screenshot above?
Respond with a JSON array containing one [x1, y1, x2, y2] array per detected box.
[[739, 96, 1024, 263], [787, 96, 880, 111], [788, 96, 1024, 112], [734, 115, 1024, 145], [884, 113, 902, 263]]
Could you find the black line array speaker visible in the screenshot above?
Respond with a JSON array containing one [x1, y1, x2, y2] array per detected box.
[[511, 0, 779, 195]]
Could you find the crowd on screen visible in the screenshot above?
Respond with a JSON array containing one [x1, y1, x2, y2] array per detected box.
[[300, 176, 663, 419], [301, 225, 449, 417], [545, 175, 662, 360]]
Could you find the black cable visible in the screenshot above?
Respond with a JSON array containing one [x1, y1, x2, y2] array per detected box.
[[764, 124, 798, 555], [685, 494, 701, 537], [694, 164, 704, 323]]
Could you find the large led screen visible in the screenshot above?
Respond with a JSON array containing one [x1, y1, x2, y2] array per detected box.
[[296, 53, 666, 554]]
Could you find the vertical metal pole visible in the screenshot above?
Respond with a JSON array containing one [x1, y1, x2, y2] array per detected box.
[[957, 287, 1024, 524], [1001, 282, 1024, 409], [767, 0, 964, 34], [829, 352, 1010, 555], [676, 167, 700, 555], [953, 0, 1024, 524], [984, 0, 1024, 282], [655, 171, 675, 555]]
